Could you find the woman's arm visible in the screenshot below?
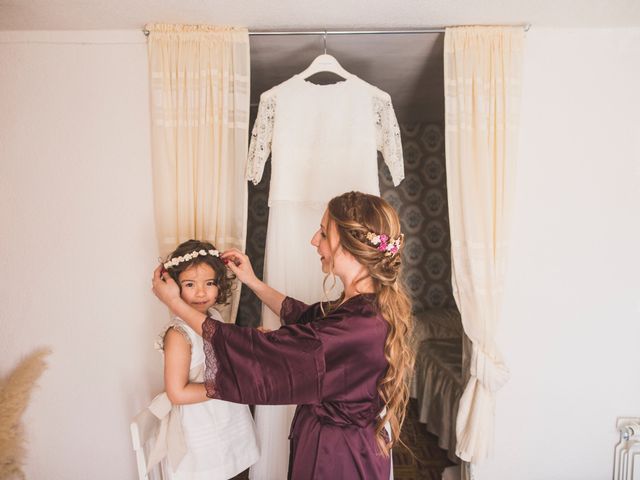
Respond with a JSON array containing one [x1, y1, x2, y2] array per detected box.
[[163, 328, 208, 405], [245, 278, 285, 317], [203, 319, 324, 405], [222, 248, 285, 317]]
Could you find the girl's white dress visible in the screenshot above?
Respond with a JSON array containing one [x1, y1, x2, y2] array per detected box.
[[152, 308, 259, 479]]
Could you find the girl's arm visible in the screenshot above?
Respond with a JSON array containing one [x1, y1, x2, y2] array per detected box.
[[153, 266, 207, 335], [163, 328, 208, 405]]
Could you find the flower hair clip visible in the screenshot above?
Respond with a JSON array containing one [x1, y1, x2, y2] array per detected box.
[[365, 231, 403, 257], [163, 249, 220, 269]]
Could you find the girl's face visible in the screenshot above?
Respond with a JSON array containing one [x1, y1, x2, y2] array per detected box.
[[178, 263, 219, 314], [311, 209, 342, 274]]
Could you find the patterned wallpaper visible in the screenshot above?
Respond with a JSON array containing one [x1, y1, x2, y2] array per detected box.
[[379, 123, 456, 313], [236, 122, 454, 327], [237, 154, 270, 327]]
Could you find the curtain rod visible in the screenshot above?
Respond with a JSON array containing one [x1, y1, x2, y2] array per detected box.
[[143, 24, 531, 36]]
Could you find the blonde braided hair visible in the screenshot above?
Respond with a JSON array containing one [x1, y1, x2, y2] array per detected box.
[[324, 191, 414, 456]]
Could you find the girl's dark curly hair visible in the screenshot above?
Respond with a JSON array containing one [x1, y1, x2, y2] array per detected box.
[[163, 239, 235, 305]]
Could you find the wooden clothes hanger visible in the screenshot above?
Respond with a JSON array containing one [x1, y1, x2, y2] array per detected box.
[[298, 30, 351, 81]]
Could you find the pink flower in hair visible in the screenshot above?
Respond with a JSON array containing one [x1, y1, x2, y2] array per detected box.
[[366, 230, 403, 257]]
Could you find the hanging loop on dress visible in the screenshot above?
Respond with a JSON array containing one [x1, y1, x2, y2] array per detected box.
[[323, 29, 327, 54]]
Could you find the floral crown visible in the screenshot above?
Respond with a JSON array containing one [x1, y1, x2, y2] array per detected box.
[[163, 249, 220, 270], [365, 231, 403, 257]]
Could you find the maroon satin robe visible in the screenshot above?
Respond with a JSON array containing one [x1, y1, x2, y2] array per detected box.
[[202, 293, 391, 479]]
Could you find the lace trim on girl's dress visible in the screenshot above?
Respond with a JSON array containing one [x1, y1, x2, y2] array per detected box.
[[201, 316, 220, 398], [373, 93, 405, 186], [246, 92, 276, 185], [154, 321, 192, 352]]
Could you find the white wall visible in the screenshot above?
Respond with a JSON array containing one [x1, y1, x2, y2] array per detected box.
[[0, 31, 165, 479], [476, 27, 640, 480]]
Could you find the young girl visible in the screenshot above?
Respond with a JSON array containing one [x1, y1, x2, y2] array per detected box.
[[148, 239, 259, 479], [152, 192, 414, 479]]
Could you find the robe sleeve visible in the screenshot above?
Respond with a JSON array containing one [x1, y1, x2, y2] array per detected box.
[[246, 91, 275, 185], [373, 92, 405, 186], [280, 296, 313, 325], [202, 317, 325, 405]]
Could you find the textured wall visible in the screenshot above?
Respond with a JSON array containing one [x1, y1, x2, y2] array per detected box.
[[238, 147, 270, 327], [380, 123, 455, 313]]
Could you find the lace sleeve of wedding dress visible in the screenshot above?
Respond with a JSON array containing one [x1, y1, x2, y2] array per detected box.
[[246, 91, 276, 185], [373, 92, 405, 186]]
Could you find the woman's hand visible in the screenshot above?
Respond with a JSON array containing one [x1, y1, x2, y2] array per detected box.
[[222, 248, 285, 317], [152, 265, 181, 308], [221, 248, 258, 288]]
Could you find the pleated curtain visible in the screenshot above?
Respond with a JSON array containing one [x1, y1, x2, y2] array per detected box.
[[146, 24, 250, 322], [444, 26, 524, 463]]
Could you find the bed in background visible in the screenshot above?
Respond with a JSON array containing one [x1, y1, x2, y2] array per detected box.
[[410, 308, 469, 464]]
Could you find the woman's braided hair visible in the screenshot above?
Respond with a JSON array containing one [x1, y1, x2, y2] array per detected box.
[[325, 191, 414, 456]]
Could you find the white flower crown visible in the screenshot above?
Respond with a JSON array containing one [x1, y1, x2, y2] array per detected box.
[[163, 249, 220, 270]]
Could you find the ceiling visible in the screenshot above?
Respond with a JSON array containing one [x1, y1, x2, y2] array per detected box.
[[1, 0, 639, 30]]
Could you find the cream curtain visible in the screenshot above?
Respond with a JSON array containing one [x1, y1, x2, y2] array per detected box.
[[147, 24, 250, 322], [444, 26, 524, 463]]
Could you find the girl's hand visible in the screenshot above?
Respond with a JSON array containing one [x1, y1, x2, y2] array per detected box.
[[221, 248, 258, 286], [152, 265, 181, 308]]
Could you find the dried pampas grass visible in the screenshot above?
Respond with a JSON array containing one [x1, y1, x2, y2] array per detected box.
[[0, 347, 52, 480]]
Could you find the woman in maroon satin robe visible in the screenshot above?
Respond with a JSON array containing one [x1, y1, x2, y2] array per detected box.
[[152, 191, 414, 479]]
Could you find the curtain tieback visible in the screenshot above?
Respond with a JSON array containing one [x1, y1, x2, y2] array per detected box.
[[470, 344, 510, 393]]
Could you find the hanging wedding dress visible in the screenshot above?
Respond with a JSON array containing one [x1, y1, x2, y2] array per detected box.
[[246, 70, 404, 480]]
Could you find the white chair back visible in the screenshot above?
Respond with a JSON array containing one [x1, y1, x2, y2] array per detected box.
[[130, 408, 165, 480]]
